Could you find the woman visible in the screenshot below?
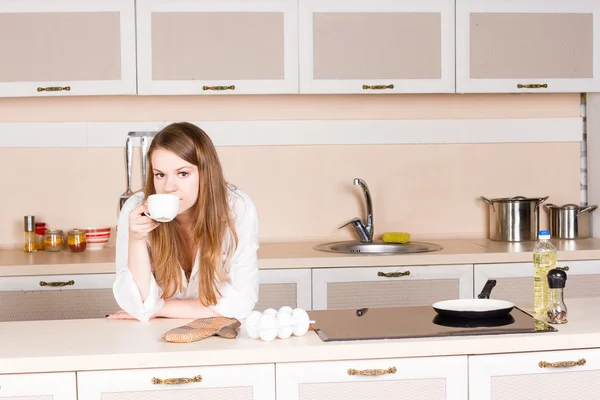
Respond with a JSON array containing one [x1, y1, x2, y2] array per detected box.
[[109, 122, 259, 322]]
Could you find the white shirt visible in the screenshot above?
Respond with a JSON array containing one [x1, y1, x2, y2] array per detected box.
[[113, 186, 260, 322]]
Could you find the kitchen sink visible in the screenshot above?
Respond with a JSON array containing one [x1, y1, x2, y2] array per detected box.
[[314, 240, 443, 255]]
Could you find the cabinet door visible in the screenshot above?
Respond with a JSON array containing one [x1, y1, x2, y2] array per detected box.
[[136, 0, 298, 95], [0, 0, 136, 97], [77, 364, 275, 400], [299, 0, 455, 94], [277, 356, 467, 400], [256, 269, 312, 311], [0, 274, 119, 322], [474, 260, 600, 307], [469, 348, 600, 400], [312, 264, 473, 310], [0, 372, 76, 400], [456, 0, 600, 93]]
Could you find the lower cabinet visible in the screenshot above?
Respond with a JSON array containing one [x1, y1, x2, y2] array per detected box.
[[0, 371, 76, 399], [0, 274, 120, 322], [77, 364, 276, 400], [312, 264, 473, 310], [256, 269, 312, 311], [474, 260, 600, 306], [469, 348, 600, 400], [276, 356, 468, 400]]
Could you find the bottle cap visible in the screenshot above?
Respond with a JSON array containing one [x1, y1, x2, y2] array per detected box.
[[547, 268, 567, 289], [24, 216, 35, 232], [539, 230, 551, 239]]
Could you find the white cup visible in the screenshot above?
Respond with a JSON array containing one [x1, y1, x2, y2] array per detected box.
[[145, 194, 179, 222]]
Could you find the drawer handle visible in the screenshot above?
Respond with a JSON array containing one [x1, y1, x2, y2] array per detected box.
[[539, 358, 586, 368], [202, 85, 235, 91], [152, 375, 203, 385], [348, 367, 397, 376], [377, 271, 410, 278], [37, 86, 71, 92], [557, 266, 569, 271], [362, 84, 394, 90], [517, 83, 547, 89], [39, 280, 75, 287]]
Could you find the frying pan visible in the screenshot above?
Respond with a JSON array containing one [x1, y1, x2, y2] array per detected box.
[[432, 279, 515, 319]]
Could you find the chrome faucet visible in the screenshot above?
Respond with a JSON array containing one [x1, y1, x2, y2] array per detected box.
[[339, 178, 374, 243]]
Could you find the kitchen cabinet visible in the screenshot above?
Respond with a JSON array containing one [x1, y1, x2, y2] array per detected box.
[[474, 260, 600, 306], [256, 269, 312, 311], [0, 274, 119, 322], [312, 264, 473, 310], [0, 371, 76, 400], [298, 0, 455, 94], [469, 348, 600, 400], [77, 364, 275, 400], [276, 356, 468, 400], [136, 0, 298, 95], [0, 0, 136, 97], [456, 0, 600, 93]]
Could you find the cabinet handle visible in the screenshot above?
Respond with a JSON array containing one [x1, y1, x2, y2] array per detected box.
[[557, 266, 570, 271], [348, 366, 397, 376], [377, 271, 410, 278], [39, 280, 75, 287], [37, 86, 71, 92], [539, 358, 586, 368], [202, 85, 235, 91], [152, 375, 202, 385], [517, 84, 547, 89], [362, 84, 394, 90]]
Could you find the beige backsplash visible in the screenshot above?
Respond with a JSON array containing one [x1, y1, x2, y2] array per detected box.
[[0, 93, 582, 248]]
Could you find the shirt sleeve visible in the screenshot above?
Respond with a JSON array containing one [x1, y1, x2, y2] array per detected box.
[[210, 189, 260, 320], [112, 193, 164, 322]]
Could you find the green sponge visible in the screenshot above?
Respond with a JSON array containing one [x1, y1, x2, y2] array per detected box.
[[382, 232, 411, 244]]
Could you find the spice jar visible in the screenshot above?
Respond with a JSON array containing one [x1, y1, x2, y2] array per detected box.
[[547, 268, 568, 324], [44, 229, 64, 252], [24, 216, 37, 253], [67, 229, 86, 252], [35, 222, 47, 251]]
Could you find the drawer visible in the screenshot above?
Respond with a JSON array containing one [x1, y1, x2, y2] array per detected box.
[[77, 364, 275, 400]]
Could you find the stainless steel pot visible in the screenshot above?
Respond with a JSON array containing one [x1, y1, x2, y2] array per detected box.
[[544, 203, 598, 239], [481, 196, 549, 242]]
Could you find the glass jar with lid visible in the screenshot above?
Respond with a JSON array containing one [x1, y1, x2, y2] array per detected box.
[[67, 229, 87, 252], [44, 229, 64, 252]]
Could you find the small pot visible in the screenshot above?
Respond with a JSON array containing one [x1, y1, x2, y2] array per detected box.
[[481, 196, 549, 242], [544, 203, 598, 239]]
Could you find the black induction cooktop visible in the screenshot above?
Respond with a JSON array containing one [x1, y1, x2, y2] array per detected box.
[[307, 306, 557, 342]]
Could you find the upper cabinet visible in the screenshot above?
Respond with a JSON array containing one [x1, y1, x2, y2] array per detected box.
[[0, 0, 136, 97], [136, 0, 299, 95], [456, 0, 600, 93], [298, 0, 455, 94]]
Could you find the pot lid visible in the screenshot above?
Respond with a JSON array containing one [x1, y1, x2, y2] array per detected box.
[[481, 195, 548, 203], [545, 203, 598, 211]]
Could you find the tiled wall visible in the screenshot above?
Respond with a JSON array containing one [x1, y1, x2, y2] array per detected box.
[[0, 93, 582, 248]]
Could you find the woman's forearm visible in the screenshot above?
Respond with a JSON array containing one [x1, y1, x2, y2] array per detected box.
[[155, 299, 220, 319], [128, 238, 152, 301]]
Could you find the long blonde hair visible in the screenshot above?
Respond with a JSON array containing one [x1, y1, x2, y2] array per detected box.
[[144, 122, 238, 306]]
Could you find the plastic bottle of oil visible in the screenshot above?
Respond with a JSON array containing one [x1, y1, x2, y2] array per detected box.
[[533, 230, 556, 315]]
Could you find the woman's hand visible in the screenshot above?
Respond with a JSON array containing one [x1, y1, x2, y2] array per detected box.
[[128, 203, 159, 241], [106, 309, 139, 320]]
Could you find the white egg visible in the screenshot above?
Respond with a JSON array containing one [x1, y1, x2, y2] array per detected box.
[[263, 308, 278, 317], [292, 308, 310, 336], [259, 328, 279, 342], [258, 313, 278, 330], [245, 325, 260, 339], [276, 312, 295, 339], [278, 306, 294, 314], [245, 310, 262, 328]]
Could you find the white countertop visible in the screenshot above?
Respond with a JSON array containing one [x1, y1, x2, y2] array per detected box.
[[0, 298, 597, 374], [2, 238, 600, 276]]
